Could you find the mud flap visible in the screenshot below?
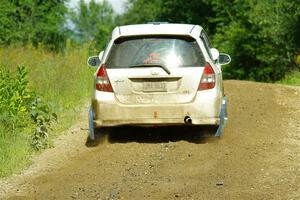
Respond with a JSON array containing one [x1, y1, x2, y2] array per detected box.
[[88, 106, 95, 140], [215, 96, 228, 137]]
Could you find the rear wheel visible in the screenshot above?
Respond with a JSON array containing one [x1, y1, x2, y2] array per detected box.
[[86, 127, 111, 146], [215, 96, 228, 137], [88, 106, 111, 142], [94, 127, 111, 141], [198, 125, 218, 137], [88, 106, 95, 140]]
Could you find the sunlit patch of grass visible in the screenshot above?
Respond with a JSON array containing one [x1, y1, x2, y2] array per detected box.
[[0, 45, 95, 107], [278, 71, 300, 86], [0, 125, 32, 177]]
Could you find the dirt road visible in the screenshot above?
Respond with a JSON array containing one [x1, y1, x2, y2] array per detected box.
[[0, 80, 300, 200]]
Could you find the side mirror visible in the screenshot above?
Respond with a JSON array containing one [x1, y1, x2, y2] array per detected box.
[[99, 51, 104, 60], [210, 48, 219, 61], [219, 53, 231, 65], [87, 56, 100, 67]]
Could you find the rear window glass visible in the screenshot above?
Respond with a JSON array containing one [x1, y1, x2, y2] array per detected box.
[[106, 36, 205, 68]]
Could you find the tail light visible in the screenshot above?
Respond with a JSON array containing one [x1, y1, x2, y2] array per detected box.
[[198, 62, 216, 91], [95, 64, 113, 92]]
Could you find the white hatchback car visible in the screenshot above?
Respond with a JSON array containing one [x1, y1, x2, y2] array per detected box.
[[87, 23, 231, 140]]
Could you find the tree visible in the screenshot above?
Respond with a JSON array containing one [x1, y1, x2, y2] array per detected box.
[[119, 0, 215, 33], [30, 0, 68, 51], [160, 0, 215, 33], [212, 0, 300, 81], [117, 0, 162, 25], [69, 0, 114, 49], [0, 0, 67, 51]]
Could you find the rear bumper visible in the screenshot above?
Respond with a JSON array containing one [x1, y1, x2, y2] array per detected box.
[[92, 91, 222, 127], [94, 117, 220, 127]]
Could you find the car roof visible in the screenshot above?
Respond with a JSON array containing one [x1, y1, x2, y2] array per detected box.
[[111, 23, 203, 40]]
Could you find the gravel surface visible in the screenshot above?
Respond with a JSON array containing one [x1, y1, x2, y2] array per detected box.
[[0, 80, 300, 200]]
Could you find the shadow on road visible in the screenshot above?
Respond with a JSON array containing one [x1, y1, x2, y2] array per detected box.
[[85, 125, 220, 147]]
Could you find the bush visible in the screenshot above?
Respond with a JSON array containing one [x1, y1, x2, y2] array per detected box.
[[30, 97, 57, 151], [0, 65, 31, 128], [211, 0, 300, 82]]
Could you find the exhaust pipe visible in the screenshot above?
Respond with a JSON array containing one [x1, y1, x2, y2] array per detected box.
[[184, 116, 192, 124]]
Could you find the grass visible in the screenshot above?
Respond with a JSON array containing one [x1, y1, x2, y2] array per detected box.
[[0, 125, 32, 177], [277, 71, 300, 86], [0, 44, 96, 130], [0, 44, 96, 177]]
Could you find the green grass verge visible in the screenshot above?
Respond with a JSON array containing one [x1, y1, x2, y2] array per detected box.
[[0, 125, 32, 177], [277, 71, 300, 86], [0, 45, 96, 177]]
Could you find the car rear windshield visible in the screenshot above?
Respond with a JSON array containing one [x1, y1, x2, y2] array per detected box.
[[105, 36, 205, 69]]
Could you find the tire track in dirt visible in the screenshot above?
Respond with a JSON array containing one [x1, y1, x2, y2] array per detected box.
[[0, 80, 299, 200]]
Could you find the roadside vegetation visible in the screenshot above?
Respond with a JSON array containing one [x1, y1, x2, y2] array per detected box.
[[0, 0, 299, 177], [0, 46, 94, 176], [278, 71, 300, 86]]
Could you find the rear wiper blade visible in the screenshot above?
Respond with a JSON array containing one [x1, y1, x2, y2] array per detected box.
[[129, 64, 171, 75]]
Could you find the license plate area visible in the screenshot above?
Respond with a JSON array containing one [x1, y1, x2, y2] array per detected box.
[[143, 81, 167, 92]]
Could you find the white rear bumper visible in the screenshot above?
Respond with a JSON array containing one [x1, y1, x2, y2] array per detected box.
[[92, 91, 222, 127]]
